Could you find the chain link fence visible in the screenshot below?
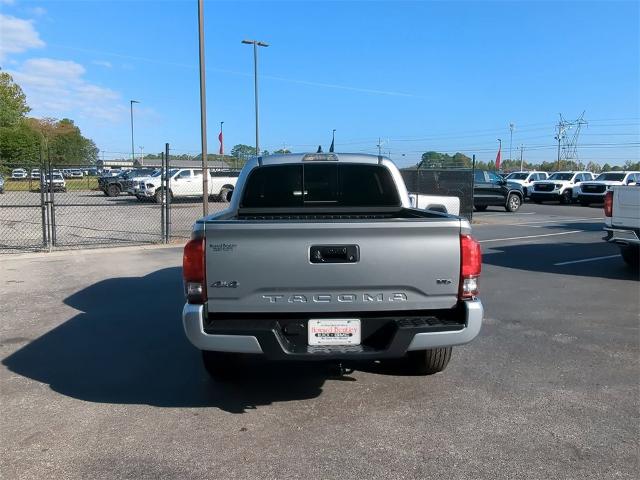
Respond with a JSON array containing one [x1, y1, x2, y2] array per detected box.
[[0, 150, 240, 254]]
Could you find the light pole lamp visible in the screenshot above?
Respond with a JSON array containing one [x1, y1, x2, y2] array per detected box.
[[130, 100, 139, 165], [242, 39, 269, 155]]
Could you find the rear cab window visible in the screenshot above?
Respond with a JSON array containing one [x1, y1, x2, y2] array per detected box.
[[240, 164, 400, 208]]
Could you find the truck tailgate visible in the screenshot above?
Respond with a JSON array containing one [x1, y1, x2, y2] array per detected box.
[[613, 187, 640, 230], [204, 218, 462, 313]]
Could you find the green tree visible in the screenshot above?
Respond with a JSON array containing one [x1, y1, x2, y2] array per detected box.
[[601, 163, 612, 172], [0, 71, 30, 128], [273, 148, 291, 154], [231, 144, 257, 160], [623, 160, 640, 171], [586, 161, 602, 174]]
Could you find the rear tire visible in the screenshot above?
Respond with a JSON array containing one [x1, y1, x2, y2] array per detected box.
[[154, 188, 171, 204], [620, 245, 639, 270], [201, 351, 244, 382], [106, 184, 121, 197], [406, 347, 452, 375], [474, 205, 488, 212], [219, 187, 232, 203], [505, 193, 521, 212]]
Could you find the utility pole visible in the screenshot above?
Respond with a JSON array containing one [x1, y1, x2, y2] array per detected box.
[[519, 144, 524, 171], [509, 122, 515, 165], [130, 100, 139, 165], [242, 39, 269, 156], [139, 146, 144, 166], [197, 0, 209, 216], [377, 137, 382, 156]]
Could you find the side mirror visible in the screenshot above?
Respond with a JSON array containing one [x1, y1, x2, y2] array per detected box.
[[227, 190, 233, 201]]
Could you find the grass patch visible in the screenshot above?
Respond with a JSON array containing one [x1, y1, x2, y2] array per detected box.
[[3, 178, 99, 192]]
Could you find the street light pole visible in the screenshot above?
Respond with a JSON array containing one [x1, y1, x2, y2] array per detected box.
[[242, 39, 269, 155], [130, 100, 139, 165], [197, 0, 209, 216], [509, 122, 515, 164]]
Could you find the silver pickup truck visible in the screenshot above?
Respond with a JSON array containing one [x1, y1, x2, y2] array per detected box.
[[604, 185, 640, 268], [182, 153, 483, 380]]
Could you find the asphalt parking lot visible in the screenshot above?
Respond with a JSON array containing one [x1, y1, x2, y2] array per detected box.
[[1, 202, 638, 479]]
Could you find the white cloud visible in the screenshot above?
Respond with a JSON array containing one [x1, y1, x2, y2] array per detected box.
[[0, 14, 45, 61], [92, 60, 112, 68], [0, 0, 17, 5], [28, 7, 47, 17], [9, 58, 125, 122]]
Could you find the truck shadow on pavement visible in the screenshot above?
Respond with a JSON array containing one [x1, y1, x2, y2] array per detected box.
[[482, 241, 639, 280], [2, 267, 331, 413]]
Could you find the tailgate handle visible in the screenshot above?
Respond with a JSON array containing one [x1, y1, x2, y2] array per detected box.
[[310, 245, 359, 264]]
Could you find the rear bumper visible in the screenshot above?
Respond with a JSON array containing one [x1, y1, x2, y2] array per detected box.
[[182, 300, 483, 360], [604, 227, 640, 247]]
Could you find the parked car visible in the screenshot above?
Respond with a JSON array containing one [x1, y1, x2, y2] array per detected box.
[[135, 168, 240, 203], [577, 171, 640, 206], [181, 153, 483, 380], [505, 171, 549, 198], [99, 168, 155, 197], [11, 168, 28, 180], [530, 171, 595, 204], [68, 169, 84, 178], [30, 168, 41, 180], [0, 175, 4, 194], [41, 173, 67, 192], [603, 185, 640, 269], [473, 170, 524, 212]]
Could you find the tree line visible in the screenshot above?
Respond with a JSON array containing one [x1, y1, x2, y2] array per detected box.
[[0, 72, 98, 173], [417, 151, 639, 173]]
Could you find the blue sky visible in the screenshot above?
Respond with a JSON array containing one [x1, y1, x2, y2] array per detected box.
[[1, 0, 638, 167]]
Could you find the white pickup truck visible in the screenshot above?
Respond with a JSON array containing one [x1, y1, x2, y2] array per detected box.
[[134, 168, 239, 203], [604, 185, 640, 269], [182, 153, 483, 381]]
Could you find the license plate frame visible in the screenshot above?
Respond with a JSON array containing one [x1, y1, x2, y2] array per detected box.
[[308, 319, 361, 346]]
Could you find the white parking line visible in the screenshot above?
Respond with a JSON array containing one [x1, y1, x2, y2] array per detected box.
[[479, 230, 583, 243], [504, 217, 603, 226], [478, 212, 536, 217], [554, 254, 621, 266]]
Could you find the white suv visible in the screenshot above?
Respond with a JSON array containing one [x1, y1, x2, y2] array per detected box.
[[505, 171, 549, 198], [530, 171, 595, 204], [577, 171, 640, 206]]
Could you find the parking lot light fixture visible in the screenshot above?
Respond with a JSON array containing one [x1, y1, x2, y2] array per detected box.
[[241, 39, 269, 155]]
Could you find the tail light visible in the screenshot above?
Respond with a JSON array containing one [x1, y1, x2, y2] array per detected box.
[[459, 234, 482, 300], [604, 190, 613, 218], [183, 237, 206, 304]]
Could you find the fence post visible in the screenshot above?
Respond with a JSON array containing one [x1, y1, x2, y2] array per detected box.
[[39, 150, 48, 249], [165, 143, 171, 242], [160, 152, 166, 243], [47, 153, 57, 247]]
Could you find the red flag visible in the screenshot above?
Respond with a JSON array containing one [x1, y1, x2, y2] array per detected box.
[[495, 145, 501, 171], [218, 130, 224, 155]]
